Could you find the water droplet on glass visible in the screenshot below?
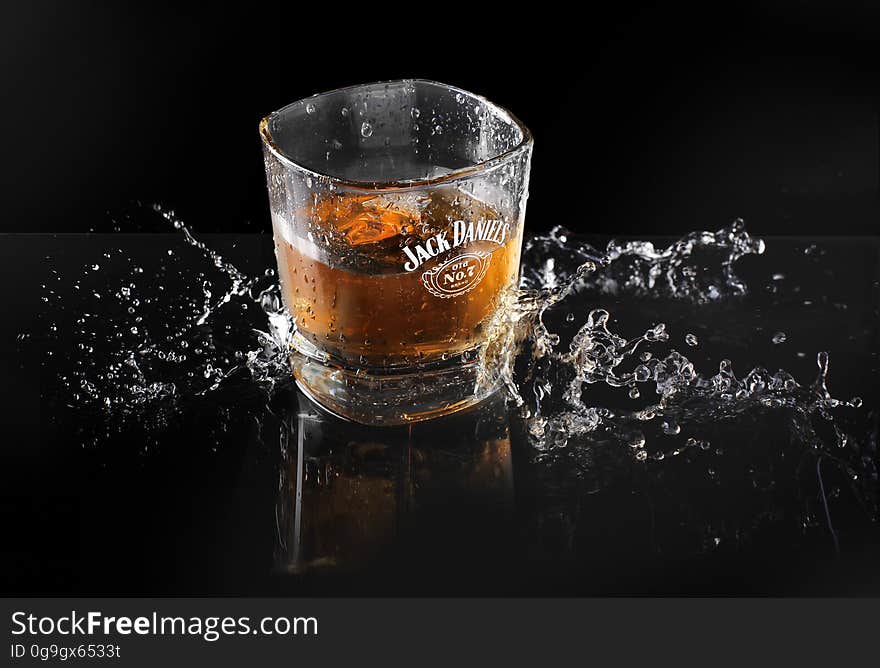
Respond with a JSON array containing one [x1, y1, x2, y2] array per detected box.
[[661, 421, 681, 435]]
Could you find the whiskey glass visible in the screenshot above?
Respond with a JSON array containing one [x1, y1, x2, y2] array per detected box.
[[260, 80, 532, 425]]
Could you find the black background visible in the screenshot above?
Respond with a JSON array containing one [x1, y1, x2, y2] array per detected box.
[[1, 1, 877, 237]]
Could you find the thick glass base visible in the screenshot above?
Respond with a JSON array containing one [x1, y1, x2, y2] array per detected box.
[[290, 352, 500, 426]]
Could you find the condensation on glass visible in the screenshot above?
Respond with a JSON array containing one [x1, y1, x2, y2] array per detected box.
[[261, 80, 532, 425]]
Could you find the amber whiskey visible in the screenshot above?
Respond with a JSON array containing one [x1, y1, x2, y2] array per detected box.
[[273, 187, 522, 368]]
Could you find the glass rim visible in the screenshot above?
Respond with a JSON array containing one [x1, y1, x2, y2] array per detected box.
[[259, 78, 533, 192]]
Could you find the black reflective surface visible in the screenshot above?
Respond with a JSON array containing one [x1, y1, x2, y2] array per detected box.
[[3, 232, 879, 596]]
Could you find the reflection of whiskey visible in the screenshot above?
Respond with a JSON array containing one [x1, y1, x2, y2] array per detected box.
[[273, 188, 522, 368], [275, 391, 514, 575]]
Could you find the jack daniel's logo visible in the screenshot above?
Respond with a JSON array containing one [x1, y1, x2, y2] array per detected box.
[[421, 251, 492, 299], [402, 219, 510, 272]]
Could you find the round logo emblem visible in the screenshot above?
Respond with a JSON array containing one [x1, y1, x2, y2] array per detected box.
[[421, 251, 492, 298]]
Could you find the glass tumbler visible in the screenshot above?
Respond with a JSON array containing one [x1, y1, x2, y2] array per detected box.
[[260, 80, 532, 425]]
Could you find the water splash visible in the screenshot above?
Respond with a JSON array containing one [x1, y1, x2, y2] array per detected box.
[[33, 209, 878, 543], [518, 218, 764, 302], [39, 206, 292, 445], [474, 218, 877, 545]]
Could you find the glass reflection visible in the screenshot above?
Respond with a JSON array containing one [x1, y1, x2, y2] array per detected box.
[[275, 390, 514, 574]]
